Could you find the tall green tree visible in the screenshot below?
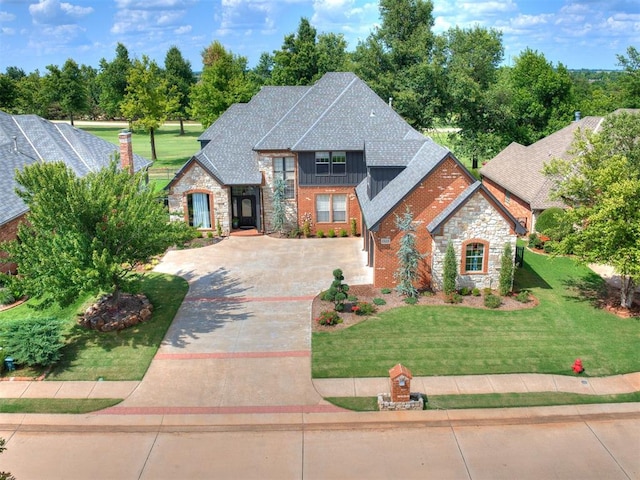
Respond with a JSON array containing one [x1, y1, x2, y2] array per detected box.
[[43, 59, 88, 124], [617, 46, 640, 107], [317, 32, 349, 75], [14, 70, 45, 116], [121, 55, 179, 161], [3, 161, 191, 309], [164, 46, 196, 135], [394, 208, 423, 298], [189, 41, 257, 127], [97, 43, 132, 119], [443, 241, 457, 295], [81, 64, 100, 120], [543, 112, 640, 308], [271, 18, 319, 85]]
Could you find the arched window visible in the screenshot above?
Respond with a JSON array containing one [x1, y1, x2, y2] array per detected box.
[[462, 240, 488, 273], [187, 192, 212, 229]]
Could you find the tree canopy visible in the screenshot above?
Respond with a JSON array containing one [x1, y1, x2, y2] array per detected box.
[[3, 161, 191, 308], [164, 46, 196, 134], [543, 111, 640, 308]]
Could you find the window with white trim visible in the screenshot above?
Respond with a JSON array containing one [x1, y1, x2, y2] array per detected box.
[[315, 151, 347, 176], [464, 242, 485, 272], [316, 193, 347, 223], [187, 192, 211, 229], [315, 152, 330, 175], [274, 157, 295, 199]]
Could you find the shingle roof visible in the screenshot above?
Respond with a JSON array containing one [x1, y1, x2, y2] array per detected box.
[[356, 139, 452, 231], [480, 116, 603, 209], [0, 111, 151, 226], [181, 72, 424, 186]]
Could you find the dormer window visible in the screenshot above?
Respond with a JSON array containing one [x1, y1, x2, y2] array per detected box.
[[315, 151, 346, 176]]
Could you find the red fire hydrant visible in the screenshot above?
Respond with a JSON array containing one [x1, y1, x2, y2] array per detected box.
[[572, 358, 584, 374]]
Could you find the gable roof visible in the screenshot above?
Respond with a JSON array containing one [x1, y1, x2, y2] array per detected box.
[[176, 72, 424, 186], [480, 116, 604, 209], [427, 181, 526, 235], [356, 139, 456, 231], [0, 111, 151, 226]]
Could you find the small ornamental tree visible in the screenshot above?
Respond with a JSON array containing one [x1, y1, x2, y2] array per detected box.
[[394, 208, 424, 298], [324, 268, 350, 312], [443, 241, 457, 295], [272, 177, 286, 235], [499, 242, 515, 296]]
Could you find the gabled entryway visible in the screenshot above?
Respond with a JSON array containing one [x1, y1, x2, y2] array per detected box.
[[231, 186, 261, 230]]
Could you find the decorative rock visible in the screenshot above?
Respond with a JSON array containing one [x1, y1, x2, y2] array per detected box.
[[377, 392, 424, 411], [78, 293, 153, 332]]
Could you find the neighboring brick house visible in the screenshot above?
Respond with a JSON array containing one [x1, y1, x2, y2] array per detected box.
[[480, 113, 607, 233], [0, 111, 151, 274], [167, 72, 525, 290]]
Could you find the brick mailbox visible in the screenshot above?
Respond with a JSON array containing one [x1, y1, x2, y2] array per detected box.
[[389, 363, 412, 402]]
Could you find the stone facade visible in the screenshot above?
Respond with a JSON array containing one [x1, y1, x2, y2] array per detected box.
[[167, 162, 229, 234], [258, 154, 298, 233], [431, 191, 517, 291]]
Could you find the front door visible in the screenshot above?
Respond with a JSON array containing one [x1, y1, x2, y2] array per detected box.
[[235, 195, 256, 228]]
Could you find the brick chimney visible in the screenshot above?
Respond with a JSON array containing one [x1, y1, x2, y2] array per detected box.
[[118, 130, 134, 175]]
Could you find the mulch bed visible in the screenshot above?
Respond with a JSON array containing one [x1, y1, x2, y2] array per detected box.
[[312, 285, 538, 332]]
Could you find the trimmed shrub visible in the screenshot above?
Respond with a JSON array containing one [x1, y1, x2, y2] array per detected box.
[[316, 310, 342, 326], [352, 301, 377, 316], [528, 233, 543, 249], [324, 268, 349, 312], [327, 229, 336, 238], [459, 287, 471, 296], [443, 241, 457, 295], [316, 230, 325, 238], [347, 294, 358, 302], [536, 207, 570, 241], [0, 289, 15, 306], [516, 290, 531, 303], [372, 297, 386, 306], [404, 296, 418, 305], [381, 288, 392, 294], [0, 317, 65, 367], [483, 287, 492, 295], [484, 294, 502, 309], [444, 293, 463, 304], [339, 229, 348, 237], [471, 288, 481, 297], [350, 218, 357, 236], [499, 242, 514, 296]]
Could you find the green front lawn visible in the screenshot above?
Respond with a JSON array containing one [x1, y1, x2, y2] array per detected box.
[[312, 251, 640, 378], [0, 273, 188, 381]]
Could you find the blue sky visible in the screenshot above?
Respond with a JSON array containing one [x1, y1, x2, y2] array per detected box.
[[0, 0, 638, 74]]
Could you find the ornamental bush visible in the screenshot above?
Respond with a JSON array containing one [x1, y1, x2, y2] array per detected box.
[[316, 310, 342, 326], [484, 293, 502, 309], [373, 297, 386, 306], [499, 242, 514, 296], [353, 301, 377, 316], [0, 317, 65, 367], [515, 290, 531, 303], [324, 268, 350, 312], [443, 241, 457, 295]]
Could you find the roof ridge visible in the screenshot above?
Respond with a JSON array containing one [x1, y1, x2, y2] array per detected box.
[[291, 76, 358, 151], [55, 124, 94, 172], [12, 115, 43, 161], [253, 84, 316, 149]]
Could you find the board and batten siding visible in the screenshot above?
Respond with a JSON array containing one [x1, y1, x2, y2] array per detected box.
[[297, 151, 366, 186], [368, 167, 405, 199]]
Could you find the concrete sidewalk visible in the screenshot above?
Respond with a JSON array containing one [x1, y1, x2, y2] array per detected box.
[[1, 372, 638, 401]]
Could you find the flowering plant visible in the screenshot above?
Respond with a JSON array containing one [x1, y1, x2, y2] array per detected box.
[[316, 310, 342, 326]]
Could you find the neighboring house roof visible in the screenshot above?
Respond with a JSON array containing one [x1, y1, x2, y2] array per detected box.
[[480, 116, 604, 210], [177, 72, 424, 186], [0, 111, 151, 226]]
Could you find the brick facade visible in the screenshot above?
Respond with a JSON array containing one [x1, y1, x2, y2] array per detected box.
[[0, 215, 24, 274], [297, 185, 361, 236], [483, 177, 531, 232], [371, 156, 472, 289]]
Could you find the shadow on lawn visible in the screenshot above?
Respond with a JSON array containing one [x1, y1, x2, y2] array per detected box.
[[563, 272, 608, 308], [514, 257, 552, 291]]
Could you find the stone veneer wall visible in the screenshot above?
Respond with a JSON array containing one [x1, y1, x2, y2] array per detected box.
[[431, 192, 517, 291], [167, 162, 230, 234], [258, 155, 298, 233]]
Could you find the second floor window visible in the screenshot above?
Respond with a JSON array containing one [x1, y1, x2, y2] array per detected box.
[[274, 157, 295, 199], [315, 151, 346, 176]]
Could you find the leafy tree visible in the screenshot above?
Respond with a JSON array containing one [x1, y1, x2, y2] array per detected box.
[[317, 32, 349, 76], [14, 70, 46, 116], [190, 41, 257, 127], [443, 241, 457, 294], [164, 46, 196, 135], [498, 242, 514, 296], [544, 112, 640, 308], [97, 43, 132, 119], [81, 64, 101, 120], [0, 74, 17, 112], [121, 55, 179, 161], [249, 52, 274, 85], [617, 46, 640, 107], [394, 208, 423, 297], [271, 18, 319, 85], [535, 207, 569, 241], [271, 177, 286, 234], [3, 161, 191, 309], [43, 59, 88, 125]]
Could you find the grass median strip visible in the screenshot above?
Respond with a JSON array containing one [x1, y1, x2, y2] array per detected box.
[[326, 391, 640, 411], [0, 398, 122, 414]]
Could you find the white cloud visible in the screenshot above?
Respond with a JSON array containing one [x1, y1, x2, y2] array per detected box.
[[0, 11, 16, 22], [29, 0, 92, 25], [174, 24, 192, 34], [1, 26, 15, 35]]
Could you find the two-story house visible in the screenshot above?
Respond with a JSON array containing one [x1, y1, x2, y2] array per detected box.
[[167, 72, 525, 290]]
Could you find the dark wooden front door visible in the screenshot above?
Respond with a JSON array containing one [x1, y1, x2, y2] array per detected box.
[[235, 196, 256, 228]]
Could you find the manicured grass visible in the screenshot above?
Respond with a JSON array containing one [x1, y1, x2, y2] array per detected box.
[[0, 273, 188, 381], [79, 122, 204, 188], [326, 392, 640, 411], [0, 398, 122, 414], [312, 251, 640, 378]]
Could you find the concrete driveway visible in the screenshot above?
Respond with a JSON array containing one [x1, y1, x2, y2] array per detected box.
[[117, 236, 371, 410]]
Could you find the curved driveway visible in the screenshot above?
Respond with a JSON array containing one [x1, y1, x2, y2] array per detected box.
[[119, 236, 371, 410]]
